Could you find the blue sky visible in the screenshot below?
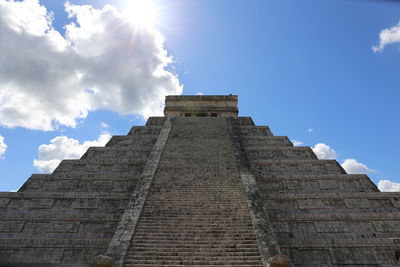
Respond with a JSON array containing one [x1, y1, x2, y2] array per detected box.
[[0, 0, 399, 191]]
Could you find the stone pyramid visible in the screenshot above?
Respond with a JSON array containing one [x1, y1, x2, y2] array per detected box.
[[0, 95, 399, 266]]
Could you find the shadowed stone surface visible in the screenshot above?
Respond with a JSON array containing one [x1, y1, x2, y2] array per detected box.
[[0, 95, 399, 266], [0, 117, 165, 265]]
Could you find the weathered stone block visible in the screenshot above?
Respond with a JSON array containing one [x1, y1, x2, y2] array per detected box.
[[332, 247, 378, 264], [72, 199, 99, 209], [298, 199, 324, 209], [290, 248, 332, 264], [314, 221, 349, 233], [0, 221, 24, 232]]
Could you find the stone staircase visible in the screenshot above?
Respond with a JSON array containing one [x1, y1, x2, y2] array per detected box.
[[123, 117, 264, 267]]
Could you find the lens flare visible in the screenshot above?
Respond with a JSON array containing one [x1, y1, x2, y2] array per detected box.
[[124, 0, 158, 27]]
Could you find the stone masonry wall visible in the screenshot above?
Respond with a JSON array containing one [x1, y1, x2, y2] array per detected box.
[[237, 117, 400, 266], [0, 117, 165, 265]]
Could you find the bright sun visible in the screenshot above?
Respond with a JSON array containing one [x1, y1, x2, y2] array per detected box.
[[124, 0, 158, 27]]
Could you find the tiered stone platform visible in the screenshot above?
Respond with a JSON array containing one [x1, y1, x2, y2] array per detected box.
[[0, 95, 398, 266], [0, 118, 164, 264], [235, 118, 400, 266]]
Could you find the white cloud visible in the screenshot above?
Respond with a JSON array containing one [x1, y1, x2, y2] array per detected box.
[[291, 140, 303, 146], [33, 159, 61, 174], [196, 92, 204, 95], [378, 179, 400, 192], [308, 128, 313, 133], [312, 143, 337, 159], [100, 122, 109, 128], [372, 22, 400, 52], [33, 132, 111, 173], [0, 135, 7, 158], [0, 0, 182, 131], [341, 158, 373, 174]]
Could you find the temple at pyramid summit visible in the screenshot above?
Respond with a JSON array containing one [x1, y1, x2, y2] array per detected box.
[[1, 95, 400, 266]]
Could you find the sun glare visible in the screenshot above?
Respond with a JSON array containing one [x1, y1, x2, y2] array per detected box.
[[124, 0, 158, 27]]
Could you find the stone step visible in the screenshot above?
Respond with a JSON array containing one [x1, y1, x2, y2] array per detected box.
[[18, 174, 52, 192], [263, 191, 400, 201], [235, 117, 255, 126], [238, 126, 273, 136], [1, 198, 129, 212], [245, 146, 317, 160], [269, 209, 400, 221], [252, 159, 345, 175], [0, 207, 126, 221], [139, 212, 252, 217], [145, 117, 166, 126], [134, 222, 255, 227], [277, 237, 399, 266], [128, 126, 163, 136], [126, 254, 260, 264], [142, 203, 249, 207], [56, 158, 147, 167], [141, 206, 249, 211], [280, 236, 400, 248], [0, 211, 121, 221], [81, 146, 151, 161], [50, 172, 142, 179], [139, 210, 251, 215], [0, 191, 129, 199], [241, 136, 292, 147], [130, 247, 261, 253], [143, 199, 249, 203], [137, 215, 252, 219], [124, 263, 262, 267], [124, 259, 263, 265], [105, 135, 158, 148], [143, 192, 250, 197], [264, 199, 399, 212], [131, 240, 259, 245], [29, 179, 138, 193], [126, 251, 261, 256], [84, 146, 152, 152], [127, 236, 260, 242], [0, 228, 116, 239], [129, 244, 260, 250], [125, 264, 263, 267], [275, 230, 400, 240], [142, 201, 249, 205], [283, 245, 396, 266], [256, 173, 378, 193], [133, 233, 257, 239], [133, 227, 255, 232], [135, 223, 254, 227], [52, 160, 146, 176], [270, 209, 400, 220], [0, 238, 109, 248], [144, 192, 248, 198]]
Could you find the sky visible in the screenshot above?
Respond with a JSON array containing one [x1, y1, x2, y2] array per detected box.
[[0, 0, 400, 192]]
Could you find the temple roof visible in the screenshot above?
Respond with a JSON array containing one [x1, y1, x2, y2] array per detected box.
[[164, 94, 238, 117]]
